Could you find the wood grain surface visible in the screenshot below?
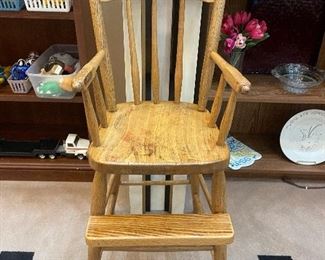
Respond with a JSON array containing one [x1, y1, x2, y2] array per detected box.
[[86, 214, 234, 247], [88, 102, 229, 174]]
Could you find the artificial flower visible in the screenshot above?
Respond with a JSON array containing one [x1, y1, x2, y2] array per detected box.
[[220, 10, 270, 57], [224, 37, 236, 54], [235, 33, 247, 49], [233, 11, 251, 26], [221, 15, 234, 35], [245, 19, 266, 40]]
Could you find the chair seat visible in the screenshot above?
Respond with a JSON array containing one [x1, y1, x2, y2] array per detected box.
[[86, 214, 234, 248], [88, 101, 229, 174]]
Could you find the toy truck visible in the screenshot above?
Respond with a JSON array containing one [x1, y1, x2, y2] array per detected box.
[[58, 134, 90, 160], [0, 138, 60, 159], [0, 134, 89, 160]]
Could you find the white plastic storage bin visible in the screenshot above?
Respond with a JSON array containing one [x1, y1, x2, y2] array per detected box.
[[0, 0, 25, 11], [26, 44, 80, 99], [24, 0, 72, 12], [8, 76, 32, 94]]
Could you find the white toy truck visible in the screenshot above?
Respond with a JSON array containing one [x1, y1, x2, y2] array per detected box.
[[58, 134, 90, 160]]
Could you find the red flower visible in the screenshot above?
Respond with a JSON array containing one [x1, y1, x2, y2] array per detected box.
[[245, 18, 267, 40], [224, 37, 236, 54], [233, 11, 251, 26], [221, 15, 234, 35]]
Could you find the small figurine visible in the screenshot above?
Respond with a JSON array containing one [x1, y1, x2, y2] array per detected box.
[[25, 52, 39, 66], [11, 52, 39, 80], [11, 59, 29, 80], [41, 52, 77, 75]]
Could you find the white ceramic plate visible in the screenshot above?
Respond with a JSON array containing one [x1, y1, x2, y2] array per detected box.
[[280, 109, 325, 165]]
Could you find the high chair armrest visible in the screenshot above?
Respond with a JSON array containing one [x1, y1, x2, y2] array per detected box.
[[210, 51, 251, 93], [72, 49, 106, 91]]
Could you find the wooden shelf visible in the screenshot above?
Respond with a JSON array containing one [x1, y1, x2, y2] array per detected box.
[[0, 156, 93, 181], [2, 134, 324, 181], [226, 134, 325, 179], [0, 9, 74, 20], [0, 84, 83, 103], [209, 75, 325, 104]]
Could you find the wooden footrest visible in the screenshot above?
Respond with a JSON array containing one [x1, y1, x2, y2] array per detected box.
[[86, 214, 234, 248]]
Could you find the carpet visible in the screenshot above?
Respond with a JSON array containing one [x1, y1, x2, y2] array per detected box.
[[258, 256, 293, 260], [0, 251, 34, 260]]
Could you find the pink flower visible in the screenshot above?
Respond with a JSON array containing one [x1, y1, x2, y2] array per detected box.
[[224, 37, 236, 54], [233, 11, 251, 26], [235, 33, 247, 49], [260, 20, 268, 33], [245, 18, 267, 40], [221, 15, 234, 35]]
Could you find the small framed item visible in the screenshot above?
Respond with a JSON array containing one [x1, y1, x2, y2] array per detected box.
[[280, 109, 325, 165]]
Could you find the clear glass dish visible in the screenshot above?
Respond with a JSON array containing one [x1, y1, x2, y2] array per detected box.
[[271, 63, 324, 94]]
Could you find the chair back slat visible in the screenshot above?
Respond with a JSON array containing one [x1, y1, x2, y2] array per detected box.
[[151, 0, 160, 103], [89, 0, 117, 112], [208, 74, 226, 127], [174, 0, 185, 103], [82, 87, 101, 147], [197, 0, 226, 111], [92, 73, 108, 128], [125, 0, 141, 105]]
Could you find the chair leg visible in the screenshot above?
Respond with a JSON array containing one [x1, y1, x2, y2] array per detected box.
[[88, 171, 107, 260], [88, 247, 102, 260], [211, 171, 227, 260], [190, 174, 203, 213], [211, 171, 226, 214], [90, 171, 108, 215], [106, 174, 121, 214], [213, 245, 226, 260]]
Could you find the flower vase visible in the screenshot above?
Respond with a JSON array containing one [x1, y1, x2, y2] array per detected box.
[[229, 51, 245, 72]]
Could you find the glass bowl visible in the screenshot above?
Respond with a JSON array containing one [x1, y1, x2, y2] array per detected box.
[[271, 63, 324, 94]]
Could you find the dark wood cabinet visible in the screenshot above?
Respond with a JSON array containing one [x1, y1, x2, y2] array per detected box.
[[0, 2, 95, 181]]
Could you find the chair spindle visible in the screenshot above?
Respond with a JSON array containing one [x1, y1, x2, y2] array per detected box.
[[174, 0, 185, 103], [89, 0, 117, 112], [208, 74, 226, 127], [125, 0, 141, 105], [216, 90, 237, 146], [151, 0, 160, 103], [92, 73, 108, 128], [198, 0, 226, 111], [82, 88, 101, 147]]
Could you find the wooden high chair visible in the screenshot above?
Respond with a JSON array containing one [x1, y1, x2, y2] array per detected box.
[[73, 0, 250, 259]]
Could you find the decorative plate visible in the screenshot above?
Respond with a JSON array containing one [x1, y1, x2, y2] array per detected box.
[[280, 109, 325, 165], [227, 136, 262, 170]]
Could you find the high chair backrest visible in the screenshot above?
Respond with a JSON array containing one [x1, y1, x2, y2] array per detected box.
[[73, 0, 250, 147]]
